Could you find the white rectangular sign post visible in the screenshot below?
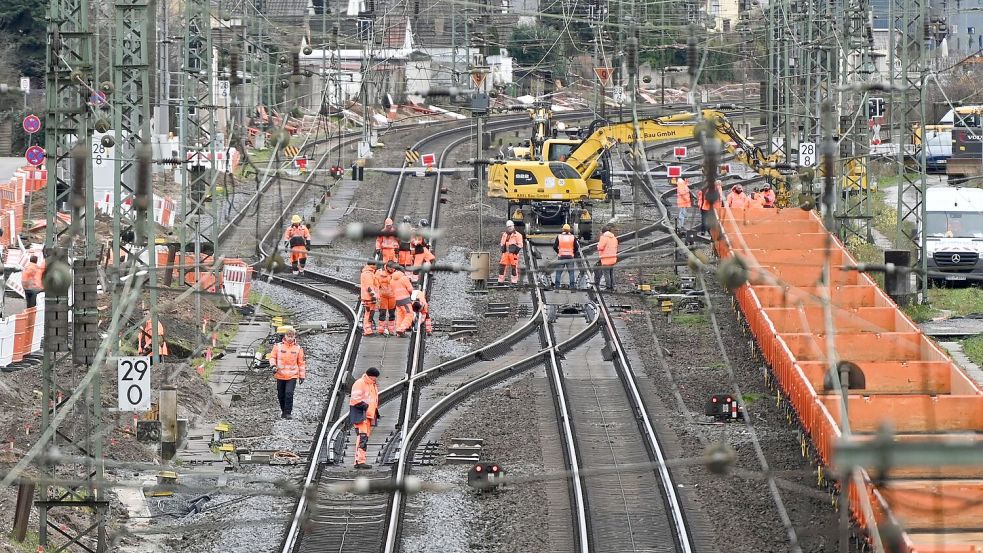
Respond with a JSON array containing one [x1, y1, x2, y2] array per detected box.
[[218, 79, 230, 99], [118, 356, 152, 412], [798, 142, 817, 168], [19, 77, 30, 93]]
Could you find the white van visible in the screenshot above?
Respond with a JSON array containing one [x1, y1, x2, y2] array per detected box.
[[925, 186, 983, 284]]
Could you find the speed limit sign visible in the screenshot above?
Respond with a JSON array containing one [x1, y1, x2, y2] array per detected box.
[[118, 356, 152, 411]]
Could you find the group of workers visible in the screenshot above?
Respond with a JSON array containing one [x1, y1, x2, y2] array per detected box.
[[360, 217, 435, 336], [674, 177, 776, 233]]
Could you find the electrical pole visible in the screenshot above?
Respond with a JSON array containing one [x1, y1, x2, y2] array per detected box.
[[891, 0, 930, 299], [112, 0, 160, 360], [39, 0, 106, 548], [180, 0, 218, 355]]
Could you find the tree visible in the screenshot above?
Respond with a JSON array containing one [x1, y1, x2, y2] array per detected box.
[[0, 0, 46, 79]]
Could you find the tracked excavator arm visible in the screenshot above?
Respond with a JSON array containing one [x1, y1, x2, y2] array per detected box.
[[563, 109, 787, 183]]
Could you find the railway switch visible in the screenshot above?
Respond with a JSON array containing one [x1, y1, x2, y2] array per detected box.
[[705, 394, 744, 421], [467, 463, 505, 491]]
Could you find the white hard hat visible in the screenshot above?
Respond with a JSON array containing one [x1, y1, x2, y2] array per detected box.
[[411, 290, 421, 301], [505, 220, 515, 228]]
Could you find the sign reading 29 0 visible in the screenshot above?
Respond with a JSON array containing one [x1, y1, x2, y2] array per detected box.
[[118, 356, 152, 411]]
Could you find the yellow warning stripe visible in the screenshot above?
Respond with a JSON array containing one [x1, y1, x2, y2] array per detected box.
[[283, 145, 300, 158], [405, 149, 420, 163]]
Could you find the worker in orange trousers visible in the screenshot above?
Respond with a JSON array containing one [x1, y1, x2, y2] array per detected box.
[[350, 367, 380, 469], [390, 265, 414, 337], [499, 220, 523, 284], [375, 263, 398, 335], [360, 261, 379, 336], [283, 215, 312, 275], [375, 218, 399, 263]]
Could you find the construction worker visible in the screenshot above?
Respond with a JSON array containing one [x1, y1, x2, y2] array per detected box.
[[760, 183, 776, 207], [411, 234, 436, 283], [136, 313, 169, 357], [375, 262, 397, 335], [499, 220, 524, 284], [349, 367, 381, 469], [391, 264, 415, 337], [595, 225, 618, 290], [397, 217, 414, 267], [697, 180, 724, 234], [360, 261, 379, 336], [268, 326, 305, 420], [675, 178, 692, 229], [283, 215, 312, 275], [397, 289, 433, 334], [553, 223, 580, 288], [22, 255, 43, 308], [375, 218, 399, 263], [748, 188, 765, 208], [726, 184, 751, 208]]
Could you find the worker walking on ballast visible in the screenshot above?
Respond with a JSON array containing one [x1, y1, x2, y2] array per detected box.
[[268, 326, 306, 420], [553, 223, 580, 288], [499, 220, 523, 284], [376, 218, 399, 263], [375, 262, 398, 335], [350, 367, 381, 469], [284, 215, 312, 275], [360, 260, 379, 336], [595, 224, 619, 290], [391, 264, 415, 337]]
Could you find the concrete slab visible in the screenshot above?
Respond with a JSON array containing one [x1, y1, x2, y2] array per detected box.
[[309, 179, 360, 247], [921, 317, 983, 337], [939, 341, 983, 390]]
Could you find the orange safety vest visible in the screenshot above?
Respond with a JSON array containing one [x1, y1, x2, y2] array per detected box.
[[22, 262, 43, 290], [676, 181, 692, 208], [360, 266, 378, 302], [375, 268, 395, 299], [350, 374, 379, 421], [761, 189, 776, 207], [376, 228, 399, 252], [413, 246, 435, 268], [269, 340, 306, 380], [726, 191, 750, 208], [284, 225, 311, 249], [597, 231, 619, 266], [391, 270, 413, 302], [138, 320, 170, 356], [697, 185, 723, 211], [501, 230, 523, 252], [556, 233, 576, 257], [397, 238, 413, 265]]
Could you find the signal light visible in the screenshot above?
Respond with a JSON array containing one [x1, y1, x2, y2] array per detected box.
[[467, 462, 505, 491], [705, 394, 743, 421]]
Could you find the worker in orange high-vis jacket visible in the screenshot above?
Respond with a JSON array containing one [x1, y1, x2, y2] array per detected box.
[[403, 289, 433, 334], [283, 215, 312, 275], [697, 180, 724, 235], [595, 225, 619, 290], [411, 242, 435, 283], [375, 263, 397, 335], [359, 261, 379, 336], [726, 184, 751, 209], [390, 264, 415, 337], [675, 178, 692, 229], [22, 255, 43, 308], [349, 367, 381, 469], [268, 326, 306, 419], [137, 314, 170, 357], [499, 220, 524, 284], [375, 218, 399, 263], [397, 224, 414, 267], [760, 183, 776, 207], [553, 223, 580, 288]]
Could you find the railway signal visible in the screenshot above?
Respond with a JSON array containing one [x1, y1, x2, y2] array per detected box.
[[705, 394, 743, 421], [467, 462, 505, 490]]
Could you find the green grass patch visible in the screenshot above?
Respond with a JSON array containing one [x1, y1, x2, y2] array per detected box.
[[249, 291, 288, 316], [7, 530, 41, 553], [845, 235, 885, 289], [962, 334, 983, 368], [902, 302, 936, 323], [673, 312, 708, 328], [742, 392, 765, 405], [927, 287, 983, 317]]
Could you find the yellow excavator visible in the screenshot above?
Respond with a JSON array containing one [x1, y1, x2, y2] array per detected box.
[[488, 109, 788, 239]]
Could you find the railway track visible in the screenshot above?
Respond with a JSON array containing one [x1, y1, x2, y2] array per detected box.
[[256, 105, 713, 553]]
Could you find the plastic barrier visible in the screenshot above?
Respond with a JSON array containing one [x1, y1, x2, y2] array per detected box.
[[0, 315, 16, 366], [221, 261, 253, 306], [31, 292, 44, 352], [716, 206, 983, 553]]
